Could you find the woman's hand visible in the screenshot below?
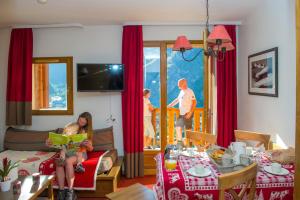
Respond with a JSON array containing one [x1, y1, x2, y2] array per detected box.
[[80, 139, 94, 151], [45, 138, 53, 147]]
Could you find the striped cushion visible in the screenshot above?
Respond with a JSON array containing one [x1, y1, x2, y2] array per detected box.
[[4, 126, 115, 152], [4, 127, 55, 151], [93, 126, 114, 151]]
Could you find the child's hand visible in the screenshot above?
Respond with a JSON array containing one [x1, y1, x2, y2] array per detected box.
[[45, 139, 53, 147], [60, 151, 66, 160], [80, 140, 89, 147]]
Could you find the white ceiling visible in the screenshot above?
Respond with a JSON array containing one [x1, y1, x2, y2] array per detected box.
[[0, 0, 262, 28]]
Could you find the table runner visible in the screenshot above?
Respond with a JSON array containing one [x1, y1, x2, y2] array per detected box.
[[154, 152, 294, 200]]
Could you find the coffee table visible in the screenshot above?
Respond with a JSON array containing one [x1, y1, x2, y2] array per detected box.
[[0, 175, 54, 200], [106, 183, 155, 200]]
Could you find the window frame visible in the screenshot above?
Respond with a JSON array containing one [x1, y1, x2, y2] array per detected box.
[[143, 40, 208, 176], [32, 56, 74, 115], [143, 40, 205, 151]]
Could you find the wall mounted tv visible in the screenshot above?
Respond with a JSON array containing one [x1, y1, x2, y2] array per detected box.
[[77, 63, 124, 92]]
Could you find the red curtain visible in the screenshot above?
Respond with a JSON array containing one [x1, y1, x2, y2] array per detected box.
[[121, 25, 144, 178], [6, 28, 33, 125], [216, 25, 237, 148]]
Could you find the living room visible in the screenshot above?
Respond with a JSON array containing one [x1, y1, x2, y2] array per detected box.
[[0, 0, 299, 199]]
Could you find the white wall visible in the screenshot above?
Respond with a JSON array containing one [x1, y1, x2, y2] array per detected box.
[[143, 25, 204, 41], [0, 25, 205, 153], [0, 26, 125, 153], [238, 0, 296, 147], [0, 28, 10, 150]]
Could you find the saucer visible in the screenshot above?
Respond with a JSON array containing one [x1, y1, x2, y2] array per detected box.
[[181, 151, 200, 157], [263, 166, 289, 176], [187, 166, 211, 177]]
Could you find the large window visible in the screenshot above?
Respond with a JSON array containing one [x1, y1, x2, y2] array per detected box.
[[144, 46, 161, 149], [32, 57, 73, 115], [143, 41, 204, 149]]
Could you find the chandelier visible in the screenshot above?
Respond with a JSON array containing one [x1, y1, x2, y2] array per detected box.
[[172, 0, 235, 62]]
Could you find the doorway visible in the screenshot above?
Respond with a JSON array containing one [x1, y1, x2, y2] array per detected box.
[[143, 40, 207, 175]]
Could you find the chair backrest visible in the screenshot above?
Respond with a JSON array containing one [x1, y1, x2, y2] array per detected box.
[[234, 130, 271, 150], [218, 162, 258, 200], [186, 130, 217, 148]]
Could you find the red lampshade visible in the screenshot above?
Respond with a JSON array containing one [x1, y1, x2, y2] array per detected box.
[[173, 35, 192, 51], [212, 42, 235, 51], [207, 25, 232, 44]]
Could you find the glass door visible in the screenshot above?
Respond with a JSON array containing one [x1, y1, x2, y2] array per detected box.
[[143, 41, 206, 175], [166, 43, 204, 145]]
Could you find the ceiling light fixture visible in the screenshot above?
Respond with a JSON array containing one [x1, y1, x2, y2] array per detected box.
[[37, 0, 48, 4], [173, 0, 235, 62]]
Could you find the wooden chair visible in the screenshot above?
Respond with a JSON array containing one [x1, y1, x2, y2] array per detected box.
[[185, 130, 217, 150], [218, 162, 258, 200], [234, 130, 271, 150]]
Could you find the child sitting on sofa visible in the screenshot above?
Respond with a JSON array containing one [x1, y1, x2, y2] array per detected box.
[[46, 112, 94, 200], [57, 122, 88, 173]]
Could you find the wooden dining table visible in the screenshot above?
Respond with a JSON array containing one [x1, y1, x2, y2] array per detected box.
[[154, 152, 294, 200]]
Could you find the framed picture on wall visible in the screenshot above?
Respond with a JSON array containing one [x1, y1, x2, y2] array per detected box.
[[248, 47, 278, 97]]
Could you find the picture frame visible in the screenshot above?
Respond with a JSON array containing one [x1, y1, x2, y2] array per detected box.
[[248, 47, 278, 97]]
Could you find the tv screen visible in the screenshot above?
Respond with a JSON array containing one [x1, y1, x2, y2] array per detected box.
[[77, 64, 124, 91]]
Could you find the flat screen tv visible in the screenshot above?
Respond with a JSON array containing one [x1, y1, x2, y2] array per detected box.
[[77, 63, 124, 91]]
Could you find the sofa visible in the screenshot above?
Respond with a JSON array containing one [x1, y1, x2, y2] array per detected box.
[[1, 126, 123, 197]]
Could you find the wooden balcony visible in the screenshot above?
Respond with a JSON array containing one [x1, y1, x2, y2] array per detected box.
[[151, 107, 204, 144]]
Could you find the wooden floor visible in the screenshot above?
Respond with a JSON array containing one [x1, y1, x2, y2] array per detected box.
[[75, 175, 156, 200]]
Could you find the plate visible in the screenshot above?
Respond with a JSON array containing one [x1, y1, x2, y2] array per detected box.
[[181, 151, 200, 157], [263, 166, 289, 176], [187, 166, 211, 177]]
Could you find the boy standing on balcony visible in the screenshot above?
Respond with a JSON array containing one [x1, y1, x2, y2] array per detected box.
[[143, 89, 155, 149], [168, 78, 197, 145]]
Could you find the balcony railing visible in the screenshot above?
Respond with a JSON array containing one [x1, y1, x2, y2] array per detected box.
[[151, 107, 204, 144]]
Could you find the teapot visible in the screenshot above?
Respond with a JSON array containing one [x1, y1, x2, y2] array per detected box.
[[229, 142, 246, 164]]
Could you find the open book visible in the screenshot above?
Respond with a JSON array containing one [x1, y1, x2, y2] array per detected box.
[[48, 132, 87, 149]]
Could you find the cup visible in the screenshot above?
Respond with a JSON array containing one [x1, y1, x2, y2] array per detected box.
[[165, 159, 177, 171], [246, 147, 253, 156], [222, 154, 233, 166], [194, 165, 205, 174], [240, 154, 251, 166], [271, 163, 282, 173], [13, 180, 21, 195], [187, 148, 194, 156], [32, 173, 40, 184]]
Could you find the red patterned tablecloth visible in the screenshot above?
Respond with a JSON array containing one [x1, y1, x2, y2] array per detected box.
[[154, 152, 294, 200]]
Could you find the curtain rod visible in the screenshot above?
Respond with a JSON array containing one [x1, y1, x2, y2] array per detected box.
[[123, 21, 242, 26], [9, 21, 242, 29], [11, 23, 84, 29]]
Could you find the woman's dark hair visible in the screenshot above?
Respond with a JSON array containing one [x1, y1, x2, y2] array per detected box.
[[78, 112, 93, 139], [143, 89, 150, 96]]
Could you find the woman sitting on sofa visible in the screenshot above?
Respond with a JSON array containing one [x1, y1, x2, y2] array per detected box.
[[46, 112, 94, 200]]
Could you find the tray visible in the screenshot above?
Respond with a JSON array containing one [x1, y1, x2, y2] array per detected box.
[[206, 148, 253, 173]]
